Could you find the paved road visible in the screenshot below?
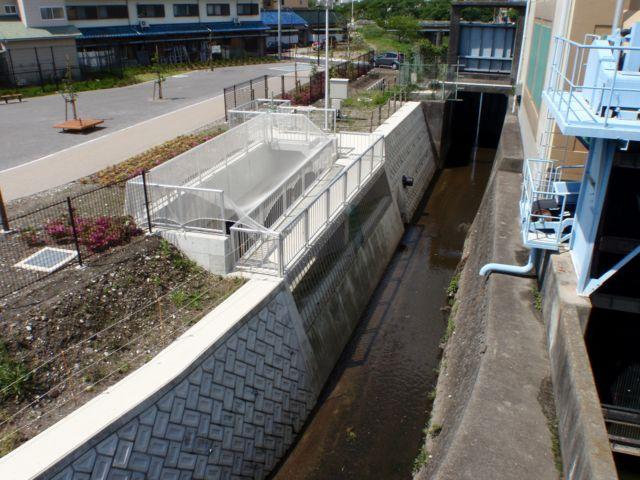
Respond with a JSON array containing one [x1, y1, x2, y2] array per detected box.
[[0, 62, 313, 171]]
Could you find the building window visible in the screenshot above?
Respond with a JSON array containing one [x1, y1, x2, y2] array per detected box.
[[525, 22, 552, 109], [3, 4, 17, 14], [237, 3, 258, 15], [173, 3, 199, 17], [206, 3, 230, 16], [40, 6, 65, 20], [67, 5, 128, 20], [137, 4, 165, 18]]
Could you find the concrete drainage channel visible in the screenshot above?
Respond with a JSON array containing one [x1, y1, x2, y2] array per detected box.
[[0, 97, 509, 479]]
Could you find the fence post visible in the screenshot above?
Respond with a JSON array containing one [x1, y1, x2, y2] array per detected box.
[[224, 89, 228, 121], [278, 234, 285, 277], [7, 48, 17, 86], [141, 171, 153, 233], [67, 197, 83, 267], [233, 84, 237, 107], [0, 188, 9, 232], [281, 75, 285, 98], [250, 79, 254, 101], [264, 74, 269, 98], [50, 46, 58, 88], [34, 47, 45, 90]]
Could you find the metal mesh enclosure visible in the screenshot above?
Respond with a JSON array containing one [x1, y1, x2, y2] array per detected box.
[[125, 114, 336, 234]]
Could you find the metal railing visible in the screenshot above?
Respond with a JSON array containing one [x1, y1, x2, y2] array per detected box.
[[228, 100, 338, 132], [231, 134, 385, 276], [520, 158, 583, 250], [603, 404, 640, 449], [546, 35, 640, 133]]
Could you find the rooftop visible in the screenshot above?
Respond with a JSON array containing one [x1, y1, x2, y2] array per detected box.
[[0, 18, 80, 41]]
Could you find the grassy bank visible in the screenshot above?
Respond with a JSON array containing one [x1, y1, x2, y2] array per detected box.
[[0, 56, 281, 99], [359, 24, 414, 55]]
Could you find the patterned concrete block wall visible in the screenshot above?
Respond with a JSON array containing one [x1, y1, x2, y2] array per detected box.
[[378, 102, 438, 221], [37, 286, 319, 480]]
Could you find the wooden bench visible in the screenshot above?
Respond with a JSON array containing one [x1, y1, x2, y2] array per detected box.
[[1, 93, 22, 104], [53, 118, 104, 133]]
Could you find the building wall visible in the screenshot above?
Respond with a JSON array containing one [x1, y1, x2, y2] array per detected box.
[[16, 0, 262, 29], [264, 0, 307, 8], [4, 37, 79, 85], [518, 0, 620, 163], [16, 0, 69, 27]]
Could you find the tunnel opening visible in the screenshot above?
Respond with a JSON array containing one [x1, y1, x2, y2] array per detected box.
[[444, 91, 509, 167]]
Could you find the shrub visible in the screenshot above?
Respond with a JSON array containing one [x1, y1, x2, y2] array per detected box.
[[44, 218, 72, 242], [76, 215, 143, 253]]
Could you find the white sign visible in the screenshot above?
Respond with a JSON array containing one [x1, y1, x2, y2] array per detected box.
[[211, 45, 222, 54]]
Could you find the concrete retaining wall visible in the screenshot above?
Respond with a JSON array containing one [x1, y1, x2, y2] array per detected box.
[[378, 102, 438, 221], [541, 254, 618, 480]]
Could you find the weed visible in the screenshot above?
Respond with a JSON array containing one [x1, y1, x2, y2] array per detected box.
[[428, 423, 443, 438], [0, 343, 31, 401], [346, 427, 357, 442], [441, 315, 456, 345], [446, 274, 460, 305], [0, 431, 23, 458], [160, 240, 198, 273], [412, 446, 429, 474], [532, 286, 543, 312], [170, 289, 203, 310], [427, 388, 437, 404]]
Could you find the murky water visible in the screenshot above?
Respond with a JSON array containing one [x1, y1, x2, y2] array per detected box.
[[271, 149, 495, 480]]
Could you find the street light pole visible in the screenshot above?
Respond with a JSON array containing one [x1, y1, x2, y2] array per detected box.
[[323, 0, 332, 131], [277, 0, 282, 60]]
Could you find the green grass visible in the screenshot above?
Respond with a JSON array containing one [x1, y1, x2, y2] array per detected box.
[[359, 24, 414, 56], [0, 56, 280, 99], [446, 274, 460, 306], [0, 342, 31, 402], [412, 446, 429, 475]]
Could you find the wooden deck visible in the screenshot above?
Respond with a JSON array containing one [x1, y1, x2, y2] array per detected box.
[[53, 118, 104, 132]]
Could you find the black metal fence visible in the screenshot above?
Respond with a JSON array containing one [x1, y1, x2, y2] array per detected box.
[[0, 45, 124, 89], [0, 174, 150, 300], [223, 51, 375, 118]]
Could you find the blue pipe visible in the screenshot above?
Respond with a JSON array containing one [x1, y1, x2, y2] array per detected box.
[[479, 249, 539, 277]]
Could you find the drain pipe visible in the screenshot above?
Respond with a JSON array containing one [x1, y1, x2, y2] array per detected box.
[[480, 248, 540, 277]]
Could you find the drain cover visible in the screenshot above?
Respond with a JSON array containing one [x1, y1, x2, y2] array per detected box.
[[14, 247, 78, 273]]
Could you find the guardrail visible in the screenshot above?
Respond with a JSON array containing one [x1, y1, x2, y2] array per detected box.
[[545, 35, 640, 137], [519, 158, 583, 250], [231, 134, 384, 276]]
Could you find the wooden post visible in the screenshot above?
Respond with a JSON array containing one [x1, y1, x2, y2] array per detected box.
[[0, 188, 9, 232]]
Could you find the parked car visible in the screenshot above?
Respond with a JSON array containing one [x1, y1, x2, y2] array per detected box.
[[372, 52, 405, 70]]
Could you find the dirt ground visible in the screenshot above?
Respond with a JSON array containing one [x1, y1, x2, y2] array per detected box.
[[0, 236, 243, 455]]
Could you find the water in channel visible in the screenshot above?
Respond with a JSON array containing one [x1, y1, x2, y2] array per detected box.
[[270, 147, 496, 479]]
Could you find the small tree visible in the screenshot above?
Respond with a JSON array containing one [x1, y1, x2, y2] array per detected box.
[[387, 15, 419, 42]]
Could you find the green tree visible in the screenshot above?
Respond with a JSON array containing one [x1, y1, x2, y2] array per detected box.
[[420, 0, 452, 21], [387, 15, 420, 42]]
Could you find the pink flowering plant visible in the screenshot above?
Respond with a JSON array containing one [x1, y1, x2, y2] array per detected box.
[[76, 215, 143, 253], [44, 217, 72, 243]]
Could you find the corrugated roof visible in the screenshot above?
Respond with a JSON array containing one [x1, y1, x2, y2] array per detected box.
[[79, 21, 269, 40], [0, 19, 80, 41], [261, 10, 308, 27]]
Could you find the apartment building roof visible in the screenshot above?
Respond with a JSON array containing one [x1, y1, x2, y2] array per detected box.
[[78, 21, 269, 40], [0, 18, 80, 42], [261, 10, 308, 27], [291, 9, 346, 29]]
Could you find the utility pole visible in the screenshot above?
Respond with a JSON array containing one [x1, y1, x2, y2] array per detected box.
[[323, 0, 333, 131], [277, 0, 282, 60]]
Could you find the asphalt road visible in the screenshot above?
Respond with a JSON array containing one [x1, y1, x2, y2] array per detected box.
[[0, 62, 313, 171]]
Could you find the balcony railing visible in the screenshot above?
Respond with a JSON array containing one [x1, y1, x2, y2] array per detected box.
[[520, 159, 583, 250], [544, 34, 640, 141]]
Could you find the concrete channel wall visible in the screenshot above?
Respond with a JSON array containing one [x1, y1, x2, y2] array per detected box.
[[417, 108, 618, 480], [541, 254, 618, 480], [0, 102, 437, 479]]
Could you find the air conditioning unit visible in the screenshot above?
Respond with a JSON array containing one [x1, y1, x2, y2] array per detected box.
[[139, 20, 149, 29]]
